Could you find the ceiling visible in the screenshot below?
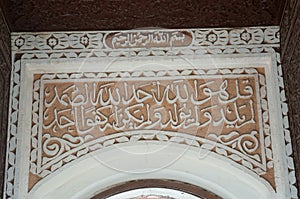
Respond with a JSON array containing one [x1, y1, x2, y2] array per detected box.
[[0, 0, 286, 32]]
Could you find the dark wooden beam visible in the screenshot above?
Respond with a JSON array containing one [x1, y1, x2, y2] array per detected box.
[[0, 0, 287, 32], [0, 5, 11, 198], [281, 0, 300, 197]]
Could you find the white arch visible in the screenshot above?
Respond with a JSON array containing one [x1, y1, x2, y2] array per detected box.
[[106, 188, 205, 199], [28, 141, 275, 199]]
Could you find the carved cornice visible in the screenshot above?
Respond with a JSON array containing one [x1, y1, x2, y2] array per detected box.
[[11, 27, 280, 53]]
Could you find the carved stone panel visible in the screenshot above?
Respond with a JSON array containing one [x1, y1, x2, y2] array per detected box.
[[3, 27, 298, 199], [30, 68, 268, 186]]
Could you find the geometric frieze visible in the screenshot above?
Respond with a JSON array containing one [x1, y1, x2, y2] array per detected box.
[[4, 27, 298, 199]]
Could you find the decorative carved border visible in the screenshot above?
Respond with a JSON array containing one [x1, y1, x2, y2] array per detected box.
[[4, 26, 298, 199], [276, 52, 298, 197], [30, 69, 267, 179], [11, 27, 279, 51]]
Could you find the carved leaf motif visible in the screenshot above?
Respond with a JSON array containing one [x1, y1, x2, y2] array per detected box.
[[265, 136, 271, 148], [116, 136, 130, 143], [51, 160, 62, 172], [266, 148, 273, 159], [156, 134, 169, 141], [103, 139, 115, 147], [229, 154, 242, 161], [201, 143, 214, 150], [63, 155, 76, 163], [216, 147, 228, 156], [170, 137, 185, 143], [76, 148, 89, 157], [242, 159, 253, 169], [185, 139, 200, 147], [267, 161, 274, 169], [31, 137, 38, 149], [30, 150, 37, 162], [89, 143, 103, 151]]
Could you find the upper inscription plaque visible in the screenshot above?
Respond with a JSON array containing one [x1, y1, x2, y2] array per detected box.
[[104, 30, 193, 49]]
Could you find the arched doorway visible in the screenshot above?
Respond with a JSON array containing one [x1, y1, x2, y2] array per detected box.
[[92, 179, 221, 199]]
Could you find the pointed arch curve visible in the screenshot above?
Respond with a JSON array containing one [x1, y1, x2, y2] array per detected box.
[[28, 141, 275, 199]]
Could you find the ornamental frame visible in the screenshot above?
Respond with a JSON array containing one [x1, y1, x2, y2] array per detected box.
[[3, 27, 298, 199]]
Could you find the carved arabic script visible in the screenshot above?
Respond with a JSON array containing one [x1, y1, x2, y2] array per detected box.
[[42, 76, 259, 138], [105, 31, 193, 49]]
